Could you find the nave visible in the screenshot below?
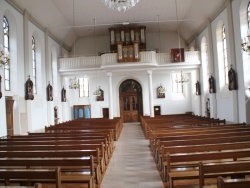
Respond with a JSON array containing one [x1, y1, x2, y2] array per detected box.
[[100, 122, 164, 188]]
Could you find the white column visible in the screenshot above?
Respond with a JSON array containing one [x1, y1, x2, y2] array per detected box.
[[107, 72, 113, 119], [147, 70, 154, 117]]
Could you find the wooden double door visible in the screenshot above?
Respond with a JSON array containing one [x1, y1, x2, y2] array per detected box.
[[119, 79, 143, 122]]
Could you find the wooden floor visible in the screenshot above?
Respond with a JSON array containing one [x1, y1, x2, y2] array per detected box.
[[100, 122, 164, 188]]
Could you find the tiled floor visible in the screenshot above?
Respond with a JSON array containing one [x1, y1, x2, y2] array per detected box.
[[100, 122, 164, 188]]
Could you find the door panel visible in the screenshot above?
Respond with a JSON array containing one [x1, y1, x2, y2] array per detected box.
[[131, 111, 139, 122], [123, 111, 131, 122], [122, 96, 141, 122], [119, 79, 143, 123]]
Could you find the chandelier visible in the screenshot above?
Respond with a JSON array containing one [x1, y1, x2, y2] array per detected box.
[[0, 45, 10, 68], [241, 34, 250, 53], [69, 77, 79, 89], [158, 83, 166, 94], [175, 71, 189, 84], [100, 0, 140, 12], [93, 86, 102, 96]]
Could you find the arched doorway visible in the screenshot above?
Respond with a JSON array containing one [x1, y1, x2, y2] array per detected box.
[[119, 79, 143, 122]]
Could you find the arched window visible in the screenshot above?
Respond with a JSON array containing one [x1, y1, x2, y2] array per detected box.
[[222, 24, 229, 85], [205, 42, 209, 77], [3, 16, 10, 91], [248, 2, 250, 29], [201, 37, 209, 91], [32, 36, 37, 94]]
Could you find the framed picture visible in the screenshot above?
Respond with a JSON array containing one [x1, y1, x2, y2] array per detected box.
[[171, 48, 185, 62]]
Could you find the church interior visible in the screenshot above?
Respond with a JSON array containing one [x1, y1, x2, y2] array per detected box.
[[0, 0, 250, 187]]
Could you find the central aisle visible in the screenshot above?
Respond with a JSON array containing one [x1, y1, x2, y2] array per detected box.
[[100, 122, 164, 188]]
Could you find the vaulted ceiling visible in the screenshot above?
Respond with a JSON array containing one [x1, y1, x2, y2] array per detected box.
[[13, 0, 226, 50]]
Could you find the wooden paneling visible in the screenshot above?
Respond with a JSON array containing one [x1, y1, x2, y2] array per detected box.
[[5, 96, 14, 137]]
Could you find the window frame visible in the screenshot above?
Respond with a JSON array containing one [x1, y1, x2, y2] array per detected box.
[[32, 36, 37, 94], [172, 73, 183, 93], [79, 78, 89, 97], [222, 24, 229, 85], [3, 16, 10, 91]]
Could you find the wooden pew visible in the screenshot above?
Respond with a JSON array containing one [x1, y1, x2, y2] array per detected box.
[[0, 149, 103, 185], [0, 144, 104, 183], [199, 161, 250, 188], [140, 115, 226, 137], [15, 133, 115, 155], [157, 135, 250, 169], [168, 160, 250, 188], [153, 130, 250, 158], [0, 168, 60, 188], [45, 117, 123, 141], [0, 157, 95, 188], [164, 149, 250, 182], [216, 176, 250, 188], [155, 132, 250, 168]]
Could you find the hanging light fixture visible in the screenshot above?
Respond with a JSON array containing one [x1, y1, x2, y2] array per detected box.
[[0, 45, 10, 68], [175, 71, 189, 84], [69, 77, 79, 89], [100, 0, 140, 12], [92, 19, 101, 97], [241, 32, 250, 53]]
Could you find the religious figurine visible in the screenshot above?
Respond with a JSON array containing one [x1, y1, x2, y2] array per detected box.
[[96, 87, 104, 101], [206, 98, 210, 112], [47, 81, 53, 101], [61, 86, 66, 102], [25, 75, 34, 100], [228, 65, 237, 91], [54, 106, 58, 119], [196, 81, 201, 96], [209, 75, 216, 93]]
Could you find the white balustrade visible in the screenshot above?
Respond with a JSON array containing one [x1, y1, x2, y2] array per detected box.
[[58, 51, 200, 72], [139, 51, 157, 63], [156, 53, 171, 64], [185, 51, 200, 62]]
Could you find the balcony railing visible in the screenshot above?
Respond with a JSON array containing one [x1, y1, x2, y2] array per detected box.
[[59, 51, 200, 72]]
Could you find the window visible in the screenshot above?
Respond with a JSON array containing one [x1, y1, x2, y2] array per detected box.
[[32, 36, 37, 94], [222, 24, 229, 85], [201, 37, 209, 91], [79, 78, 89, 97], [172, 73, 183, 93], [3, 16, 10, 91], [205, 41, 209, 77], [248, 2, 250, 29]]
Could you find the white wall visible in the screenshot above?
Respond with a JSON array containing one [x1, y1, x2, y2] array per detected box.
[[0, 0, 25, 137], [0, 1, 66, 136]]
